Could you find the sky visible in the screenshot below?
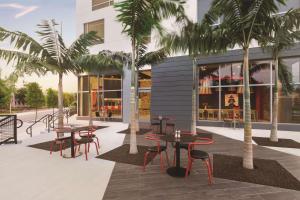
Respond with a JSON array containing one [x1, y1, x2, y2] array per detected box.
[[0, 0, 77, 92]]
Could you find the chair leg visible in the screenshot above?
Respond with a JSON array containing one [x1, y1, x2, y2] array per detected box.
[[88, 143, 90, 153], [94, 142, 99, 155], [159, 153, 165, 173], [143, 152, 150, 171], [185, 158, 193, 177], [95, 137, 100, 149], [50, 141, 54, 155], [204, 159, 213, 185], [165, 151, 170, 167], [84, 144, 88, 161]]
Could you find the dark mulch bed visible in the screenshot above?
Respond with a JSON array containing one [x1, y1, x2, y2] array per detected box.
[[117, 128, 152, 135], [213, 154, 300, 191], [252, 137, 300, 149], [196, 128, 213, 139], [28, 140, 72, 152], [96, 144, 156, 166]]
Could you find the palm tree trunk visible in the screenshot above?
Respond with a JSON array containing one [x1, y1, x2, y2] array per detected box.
[[88, 75, 93, 126], [191, 58, 197, 134], [58, 72, 64, 128], [130, 40, 138, 154], [270, 57, 279, 142], [242, 47, 253, 170], [135, 69, 140, 132]]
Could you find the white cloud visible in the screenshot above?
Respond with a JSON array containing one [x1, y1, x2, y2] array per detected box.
[[0, 3, 38, 18]]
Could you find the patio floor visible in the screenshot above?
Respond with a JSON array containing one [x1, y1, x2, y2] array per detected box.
[[0, 118, 299, 200], [103, 127, 300, 200]]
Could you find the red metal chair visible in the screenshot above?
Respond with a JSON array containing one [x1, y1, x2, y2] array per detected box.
[[78, 127, 100, 149], [74, 129, 99, 161], [185, 137, 214, 185], [50, 130, 69, 157], [143, 134, 169, 173]]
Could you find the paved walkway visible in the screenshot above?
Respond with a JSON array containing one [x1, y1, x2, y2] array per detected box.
[[0, 117, 127, 200], [103, 127, 300, 200]]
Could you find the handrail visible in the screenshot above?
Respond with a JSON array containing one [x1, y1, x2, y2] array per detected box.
[[26, 114, 51, 137], [26, 109, 69, 137]]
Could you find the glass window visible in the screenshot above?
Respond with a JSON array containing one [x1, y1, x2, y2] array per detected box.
[[78, 92, 89, 116], [278, 85, 300, 123], [250, 86, 271, 122], [84, 19, 104, 43], [281, 58, 300, 84], [199, 64, 219, 87], [220, 87, 244, 121], [78, 76, 89, 91], [139, 92, 151, 120], [220, 63, 243, 86], [199, 87, 219, 120], [250, 61, 271, 84], [104, 91, 122, 119], [139, 70, 152, 88], [92, 0, 113, 10], [104, 75, 122, 90], [90, 76, 98, 91]]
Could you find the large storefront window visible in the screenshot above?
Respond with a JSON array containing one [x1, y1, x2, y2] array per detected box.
[[78, 74, 122, 119], [199, 61, 272, 123], [277, 58, 300, 123], [138, 70, 152, 120]]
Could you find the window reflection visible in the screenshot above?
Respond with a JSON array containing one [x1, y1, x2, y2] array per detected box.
[[220, 63, 243, 85], [199, 64, 219, 87], [139, 70, 152, 88]]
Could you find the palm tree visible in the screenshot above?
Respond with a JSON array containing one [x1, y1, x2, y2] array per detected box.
[[161, 16, 222, 134], [114, 0, 184, 154], [0, 20, 100, 128], [203, 0, 286, 169], [262, 9, 300, 142]]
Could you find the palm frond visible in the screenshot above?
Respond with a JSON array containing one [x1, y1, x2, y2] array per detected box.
[[0, 48, 37, 64], [0, 26, 45, 56], [278, 59, 294, 95], [76, 53, 124, 74], [68, 31, 102, 59], [137, 47, 169, 68]]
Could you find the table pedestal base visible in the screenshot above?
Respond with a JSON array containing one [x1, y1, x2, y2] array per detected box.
[[167, 167, 187, 178], [62, 152, 83, 159]]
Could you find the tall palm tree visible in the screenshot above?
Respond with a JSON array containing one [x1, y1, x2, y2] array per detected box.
[[0, 20, 100, 128], [114, 0, 184, 154], [203, 0, 286, 169], [262, 9, 300, 142], [161, 16, 222, 134]]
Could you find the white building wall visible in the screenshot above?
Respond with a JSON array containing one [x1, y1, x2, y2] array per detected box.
[[76, 0, 198, 54]]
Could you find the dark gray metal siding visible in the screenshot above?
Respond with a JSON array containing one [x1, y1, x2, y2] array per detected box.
[[151, 57, 193, 130]]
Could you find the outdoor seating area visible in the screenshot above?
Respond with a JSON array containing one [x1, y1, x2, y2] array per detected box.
[[0, 115, 300, 200]]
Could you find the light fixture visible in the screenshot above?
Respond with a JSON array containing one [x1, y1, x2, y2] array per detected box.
[[199, 77, 212, 94]]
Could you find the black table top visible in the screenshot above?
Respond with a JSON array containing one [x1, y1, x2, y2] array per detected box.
[[160, 134, 196, 143]]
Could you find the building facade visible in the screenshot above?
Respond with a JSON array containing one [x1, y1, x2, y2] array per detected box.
[[76, 0, 300, 130]]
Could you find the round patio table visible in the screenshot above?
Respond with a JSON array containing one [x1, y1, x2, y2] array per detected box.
[[160, 134, 196, 177]]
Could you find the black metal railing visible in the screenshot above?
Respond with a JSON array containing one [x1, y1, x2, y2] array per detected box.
[[26, 109, 70, 137], [0, 115, 22, 145]]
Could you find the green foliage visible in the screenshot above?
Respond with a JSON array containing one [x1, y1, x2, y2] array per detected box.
[[25, 82, 45, 109], [0, 79, 11, 109], [63, 93, 75, 107], [15, 87, 27, 105], [46, 88, 58, 108]]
